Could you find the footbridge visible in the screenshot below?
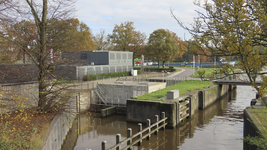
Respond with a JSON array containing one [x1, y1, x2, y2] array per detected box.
[[213, 74, 262, 86]]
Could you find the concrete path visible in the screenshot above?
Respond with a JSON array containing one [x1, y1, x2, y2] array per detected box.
[[167, 68, 195, 78]]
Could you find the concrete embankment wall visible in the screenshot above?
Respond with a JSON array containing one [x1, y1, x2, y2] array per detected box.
[[40, 89, 94, 150], [244, 108, 266, 150], [40, 94, 77, 150], [127, 84, 234, 128], [0, 82, 39, 114], [191, 84, 232, 116]]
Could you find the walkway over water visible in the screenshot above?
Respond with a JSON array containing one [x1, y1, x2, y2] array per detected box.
[[214, 80, 261, 85]]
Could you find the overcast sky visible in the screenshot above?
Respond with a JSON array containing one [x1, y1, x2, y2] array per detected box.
[[76, 0, 201, 40]]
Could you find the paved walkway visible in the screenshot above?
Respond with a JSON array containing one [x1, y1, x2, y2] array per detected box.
[[168, 68, 195, 78]]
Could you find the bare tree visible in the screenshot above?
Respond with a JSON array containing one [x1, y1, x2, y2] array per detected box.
[[93, 29, 110, 50], [0, 0, 77, 112]]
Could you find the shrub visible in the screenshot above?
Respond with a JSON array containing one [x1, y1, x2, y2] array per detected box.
[[83, 71, 141, 81]]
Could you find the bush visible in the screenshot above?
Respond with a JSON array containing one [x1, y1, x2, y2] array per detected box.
[[83, 71, 141, 81], [144, 68, 176, 72]]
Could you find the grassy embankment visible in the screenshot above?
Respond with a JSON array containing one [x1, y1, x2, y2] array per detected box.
[[244, 107, 267, 149], [0, 92, 75, 149], [134, 80, 214, 101]]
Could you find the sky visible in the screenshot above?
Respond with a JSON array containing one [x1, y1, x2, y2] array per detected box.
[[76, 0, 201, 40]]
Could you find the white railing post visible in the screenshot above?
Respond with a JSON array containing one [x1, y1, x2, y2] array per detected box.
[[146, 119, 151, 140], [102, 141, 107, 150], [155, 115, 159, 135], [127, 128, 132, 150], [138, 123, 142, 146], [161, 112, 165, 131], [116, 134, 121, 150]]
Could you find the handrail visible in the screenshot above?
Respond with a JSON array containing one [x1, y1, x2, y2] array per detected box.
[[122, 123, 168, 150], [107, 117, 167, 150], [96, 83, 109, 104]]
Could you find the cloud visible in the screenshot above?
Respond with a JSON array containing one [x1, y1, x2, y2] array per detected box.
[[76, 0, 199, 39]]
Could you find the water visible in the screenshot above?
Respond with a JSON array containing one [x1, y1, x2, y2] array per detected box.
[[62, 86, 256, 150]]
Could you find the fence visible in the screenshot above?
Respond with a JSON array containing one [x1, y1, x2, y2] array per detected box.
[[101, 112, 167, 150]]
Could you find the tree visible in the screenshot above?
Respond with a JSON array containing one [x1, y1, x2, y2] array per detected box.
[[46, 18, 96, 53], [146, 29, 187, 68], [187, 40, 212, 67], [168, 30, 188, 59], [0, 0, 77, 112], [171, 0, 267, 106], [4, 20, 38, 64], [108, 21, 146, 58], [93, 29, 110, 50]]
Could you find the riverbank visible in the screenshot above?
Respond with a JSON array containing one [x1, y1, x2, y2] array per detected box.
[[0, 69, 183, 149], [244, 106, 267, 149]]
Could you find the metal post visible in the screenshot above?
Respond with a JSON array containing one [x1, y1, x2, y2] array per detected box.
[[102, 141, 107, 150], [198, 54, 200, 70], [155, 115, 159, 135], [193, 55, 195, 74], [127, 128, 132, 150], [146, 119, 151, 140], [138, 123, 142, 146], [116, 134, 121, 150], [161, 112, 165, 131]]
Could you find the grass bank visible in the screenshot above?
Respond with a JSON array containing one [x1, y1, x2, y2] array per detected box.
[[244, 107, 267, 149], [250, 107, 267, 138], [133, 80, 214, 101], [0, 107, 56, 150]]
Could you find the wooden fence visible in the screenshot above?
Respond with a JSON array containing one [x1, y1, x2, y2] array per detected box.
[[101, 112, 167, 150]]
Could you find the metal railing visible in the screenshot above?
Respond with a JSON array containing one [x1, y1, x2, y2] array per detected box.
[[101, 112, 167, 150], [95, 83, 109, 104]]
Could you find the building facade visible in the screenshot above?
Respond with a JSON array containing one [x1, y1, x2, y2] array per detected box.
[[57, 51, 133, 80]]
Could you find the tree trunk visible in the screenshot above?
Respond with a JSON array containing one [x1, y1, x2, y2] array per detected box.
[[158, 60, 160, 68], [38, 0, 48, 111], [163, 61, 165, 68]]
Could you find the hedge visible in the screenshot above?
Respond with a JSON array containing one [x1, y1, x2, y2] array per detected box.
[[83, 70, 141, 81]]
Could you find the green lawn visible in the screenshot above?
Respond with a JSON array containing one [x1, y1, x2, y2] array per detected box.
[[245, 107, 267, 148], [250, 107, 267, 138], [133, 80, 214, 101]]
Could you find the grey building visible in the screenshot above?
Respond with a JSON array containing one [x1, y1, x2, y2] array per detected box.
[[56, 51, 133, 80]]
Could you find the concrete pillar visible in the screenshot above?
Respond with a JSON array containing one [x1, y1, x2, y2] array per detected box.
[[155, 115, 159, 135], [102, 141, 107, 150], [146, 119, 151, 140], [138, 123, 142, 146], [116, 134, 121, 150], [127, 128, 132, 150], [161, 112, 165, 131]]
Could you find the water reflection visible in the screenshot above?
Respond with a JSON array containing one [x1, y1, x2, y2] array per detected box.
[[62, 86, 255, 150]]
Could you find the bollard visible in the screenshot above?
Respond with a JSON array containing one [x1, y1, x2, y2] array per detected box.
[[155, 115, 159, 135], [138, 123, 142, 146], [116, 134, 121, 150], [146, 119, 151, 140], [127, 128, 132, 150], [102, 141, 107, 150], [161, 112, 165, 131]]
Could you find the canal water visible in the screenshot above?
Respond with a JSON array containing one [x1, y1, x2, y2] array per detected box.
[[61, 86, 256, 150]]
